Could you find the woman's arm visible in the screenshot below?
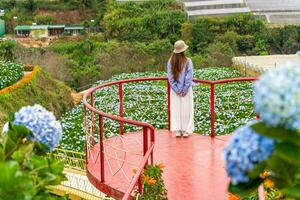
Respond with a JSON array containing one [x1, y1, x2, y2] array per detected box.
[[167, 61, 181, 94], [181, 59, 194, 96]]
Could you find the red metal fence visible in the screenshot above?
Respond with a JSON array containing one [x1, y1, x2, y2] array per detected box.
[[83, 77, 257, 199]]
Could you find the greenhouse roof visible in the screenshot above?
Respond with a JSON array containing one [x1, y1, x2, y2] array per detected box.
[[65, 25, 84, 30], [48, 25, 65, 29], [14, 24, 83, 31], [14, 25, 32, 31], [30, 25, 48, 30]]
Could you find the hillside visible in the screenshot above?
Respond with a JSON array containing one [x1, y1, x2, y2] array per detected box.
[[0, 67, 74, 127]]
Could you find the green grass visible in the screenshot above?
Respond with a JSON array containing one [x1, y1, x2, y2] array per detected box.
[[0, 69, 74, 127]]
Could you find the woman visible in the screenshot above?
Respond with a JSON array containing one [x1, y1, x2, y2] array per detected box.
[[167, 40, 194, 138]]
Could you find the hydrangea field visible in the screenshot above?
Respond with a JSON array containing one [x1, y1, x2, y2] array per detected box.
[[60, 67, 256, 152], [0, 61, 24, 90]]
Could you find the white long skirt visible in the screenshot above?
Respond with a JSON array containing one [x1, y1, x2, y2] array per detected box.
[[170, 87, 194, 134]]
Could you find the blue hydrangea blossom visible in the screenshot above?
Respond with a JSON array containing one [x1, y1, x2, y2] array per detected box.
[[254, 63, 300, 129], [223, 124, 275, 185], [13, 104, 63, 151]]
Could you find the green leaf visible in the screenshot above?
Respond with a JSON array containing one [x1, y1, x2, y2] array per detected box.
[[7, 112, 14, 122], [283, 184, 300, 198], [3, 130, 19, 158], [275, 142, 300, 166], [11, 143, 34, 163], [0, 161, 34, 199], [228, 178, 263, 197], [266, 154, 298, 189], [248, 161, 266, 179], [12, 124, 32, 139], [251, 122, 300, 145]]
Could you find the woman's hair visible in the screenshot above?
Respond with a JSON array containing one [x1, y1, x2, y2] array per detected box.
[[170, 52, 187, 81]]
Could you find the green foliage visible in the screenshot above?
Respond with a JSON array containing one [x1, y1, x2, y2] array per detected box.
[[136, 164, 168, 200], [253, 32, 269, 55], [268, 25, 300, 54], [191, 17, 217, 53], [205, 42, 235, 67], [237, 35, 255, 54], [35, 15, 54, 25], [230, 121, 300, 199], [0, 118, 66, 199], [0, 69, 74, 128], [225, 14, 266, 35], [0, 61, 24, 90], [103, 0, 186, 42], [0, 0, 16, 10], [216, 31, 239, 53], [180, 22, 193, 44], [49, 38, 173, 88], [24, 0, 37, 12], [0, 41, 16, 61]]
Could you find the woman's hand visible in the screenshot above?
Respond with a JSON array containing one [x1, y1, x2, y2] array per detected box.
[[177, 92, 187, 97]]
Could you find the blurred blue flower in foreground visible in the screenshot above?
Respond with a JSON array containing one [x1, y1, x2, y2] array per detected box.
[[254, 63, 300, 129], [223, 124, 275, 185], [13, 104, 63, 151]]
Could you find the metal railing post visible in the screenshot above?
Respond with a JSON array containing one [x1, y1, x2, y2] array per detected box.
[[256, 114, 260, 120], [210, 83, 215, 137], [150, 128, 154, 165], [91, 92, 95, 146], [119, 83, 124, 135], [167, 81, 171, 130], [99, 115, 105, 182], [84, 104, 88, 164], [138, 175, 143, 195], [143, 127, 149, 165]]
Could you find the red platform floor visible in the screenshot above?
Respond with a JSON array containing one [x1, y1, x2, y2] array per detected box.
[[86, 130, 231, 200]]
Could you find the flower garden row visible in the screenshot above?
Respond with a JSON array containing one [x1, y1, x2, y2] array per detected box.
[[0, 61, 24, 90], [60, 67, 256, 152]]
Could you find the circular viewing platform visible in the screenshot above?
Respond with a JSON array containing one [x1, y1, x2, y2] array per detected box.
[[83, 77, 257, 200], [87, 131, 230, 199]]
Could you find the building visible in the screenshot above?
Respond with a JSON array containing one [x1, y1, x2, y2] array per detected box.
[[0, 19, 5, 37], [64, 25, 84, 36], [14, 24, 84, 38], [183, 0, 251, 18]]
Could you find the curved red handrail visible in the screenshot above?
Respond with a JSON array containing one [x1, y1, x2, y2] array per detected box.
[[83, 76, 258, 200]]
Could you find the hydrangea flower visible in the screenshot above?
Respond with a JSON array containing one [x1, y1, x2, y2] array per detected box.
[[223, 124, 275, 185], [254, 62, 300, 129], [13, 104, 63, 151]]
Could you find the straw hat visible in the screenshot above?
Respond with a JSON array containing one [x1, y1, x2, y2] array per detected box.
[[173, 40, 189, 54]]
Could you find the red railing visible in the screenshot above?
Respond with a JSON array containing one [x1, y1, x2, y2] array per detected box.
[[83, 77, 257, 199]]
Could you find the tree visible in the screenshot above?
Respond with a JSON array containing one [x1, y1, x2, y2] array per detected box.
[[24, 0, 36, 12]]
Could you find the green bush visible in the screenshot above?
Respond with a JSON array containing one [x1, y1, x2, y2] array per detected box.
[[0, 61, 24, 90], [225, 14, 266, 35], [237, 35, 255, 54], [205, 42, 235, 67], [180, 22, 193, 44], [48, 38, 173, 88], [103, 0, 186, 42], [191, 17, 218, 53], [267, 25, 300, 54], [188, 53, 207, 69], [190, 14, 267, 54], [0, 41, 16, 61], [216, 31, 239, 53], [35, 15, 54, 25]]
